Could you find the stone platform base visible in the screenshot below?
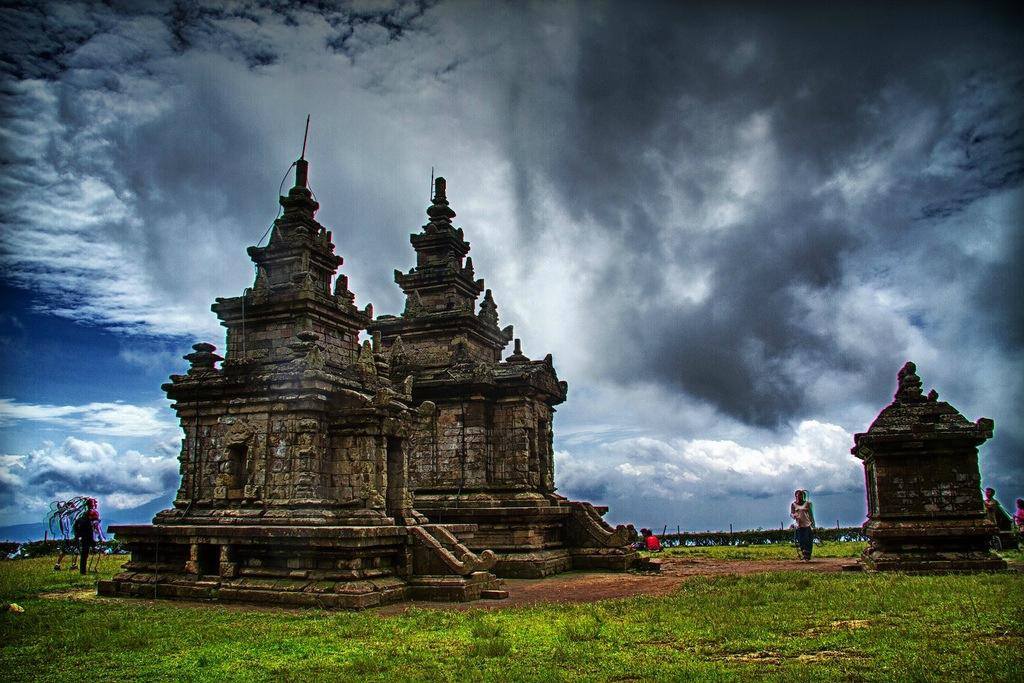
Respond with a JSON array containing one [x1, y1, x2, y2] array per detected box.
[[99, 569, 504, 609], [860, 519, 1008, 573], [570, 547, 638, 572], [103, 522, 501, 609], [492, 549, 574, 579], [98, 574, 410, 609], [490, 547, 639, 578], [407, 571, 502, 601], [860, 549, 1007, 573]]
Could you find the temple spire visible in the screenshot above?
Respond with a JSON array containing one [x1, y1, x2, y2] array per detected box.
[[293, 114, 311, 189], [895, 361, 925, 403], [426, 176, 456, 227], [478, 289, 498, 327], [280, 118, 318, 218]]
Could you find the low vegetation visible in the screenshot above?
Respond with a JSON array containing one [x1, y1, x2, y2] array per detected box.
[[2, 547, 1021, 682], [660, 540, 868, 560], [659, 526, 866, 548]]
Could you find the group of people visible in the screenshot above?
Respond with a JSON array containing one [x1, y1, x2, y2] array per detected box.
[[788, 486, 1024, 561], [49, 496, 104, 575], [984, 487, 1024, 548], [626, 525, 663, 552]]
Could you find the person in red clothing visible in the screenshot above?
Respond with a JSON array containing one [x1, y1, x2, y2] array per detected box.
[[642, 528, 662, 552]]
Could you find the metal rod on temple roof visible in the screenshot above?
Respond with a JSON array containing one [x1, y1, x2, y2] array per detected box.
[[301, 114, 310, 160], [430, 166, 434, 200]]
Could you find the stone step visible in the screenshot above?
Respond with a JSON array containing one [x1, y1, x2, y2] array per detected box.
[[480, 589, 509, 600]]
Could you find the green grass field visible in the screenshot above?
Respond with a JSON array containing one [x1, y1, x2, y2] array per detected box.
[[660, 540, 868, 560], [2, 547, 1022, 682]]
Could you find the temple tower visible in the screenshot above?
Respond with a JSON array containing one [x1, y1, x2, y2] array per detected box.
[[369, 178, 635, 577], [382, 177, 513, 367], [102, 157, 503, 608]]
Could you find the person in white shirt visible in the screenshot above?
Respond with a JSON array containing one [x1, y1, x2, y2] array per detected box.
[[790, 489, 815, 561]]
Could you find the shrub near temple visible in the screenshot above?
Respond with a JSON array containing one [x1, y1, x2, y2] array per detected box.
[[658, 527, 867, 548], [2, 540, 126, 560]]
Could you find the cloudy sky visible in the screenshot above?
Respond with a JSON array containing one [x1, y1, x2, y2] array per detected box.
[[1, 0, 1021, 533]]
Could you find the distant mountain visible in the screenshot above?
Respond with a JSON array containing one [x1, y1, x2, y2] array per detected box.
[[0, 495, 175, 543], [106, 495, 176, 527], [0, 523, 48, 544]]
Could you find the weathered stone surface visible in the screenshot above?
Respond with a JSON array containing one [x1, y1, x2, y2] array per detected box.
[[107, 158, 501, 608], [852, 362, 1005, 572], [368, 178, 636, 576]]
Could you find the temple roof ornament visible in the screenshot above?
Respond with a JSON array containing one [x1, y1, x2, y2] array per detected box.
[[856, 361, 994, 445], [506, 338, 530, 364], [426, 177, 456, 228], [184, 343, 222, 375], [278, 158, 320, 222], [478, 289, 499, 327], [894, 361, 924, 403]]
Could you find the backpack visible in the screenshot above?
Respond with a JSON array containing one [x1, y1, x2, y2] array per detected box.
[[73, 514, 92, 538]]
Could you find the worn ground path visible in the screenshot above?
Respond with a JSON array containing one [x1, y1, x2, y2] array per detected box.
[[376, 556, 851, 614]]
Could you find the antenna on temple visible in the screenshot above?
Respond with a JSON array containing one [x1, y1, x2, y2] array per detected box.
[[430, 166, 434, 201], [300, 114, 311, 160]]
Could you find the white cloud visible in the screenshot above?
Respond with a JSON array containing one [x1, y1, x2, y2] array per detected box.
[[0, 436, 180, 524], [0, 399, 176, 437], [556, 420, 863, 526]]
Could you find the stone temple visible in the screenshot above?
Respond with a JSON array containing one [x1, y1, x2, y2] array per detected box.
[[101, 158, 505, 608], [368, 178, 635, 577], [101, 157, 635, 608], [852, 362, 1005, 572]]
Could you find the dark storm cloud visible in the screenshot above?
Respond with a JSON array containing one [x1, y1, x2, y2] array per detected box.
[[494, 2, 1024, 427], [1, 0, 447, 336], [0, 2, 97, 80], [1, 0, 1021, 522], [641, 211, 857, 425]]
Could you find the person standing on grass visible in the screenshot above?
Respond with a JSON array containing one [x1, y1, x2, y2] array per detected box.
[[983, 487, 1012, 528], [73, 498, 100, 575], [790, 489, 815, 561], [1014, 499, 1024, 532]]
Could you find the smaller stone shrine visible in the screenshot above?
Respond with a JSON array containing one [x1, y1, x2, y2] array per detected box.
[[368, 177, 635, 578], [852, 362, 1005, 572], [100, 155, 503, 609]]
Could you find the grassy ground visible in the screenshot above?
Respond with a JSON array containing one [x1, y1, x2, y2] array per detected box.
[[2, 549, 1022, 682]]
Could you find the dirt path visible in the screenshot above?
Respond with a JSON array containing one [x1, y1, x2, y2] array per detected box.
[[376, 556, 851, 614]]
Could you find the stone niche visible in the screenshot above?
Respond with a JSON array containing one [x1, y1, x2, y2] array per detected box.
[[101, 158, 504, 609], [852, 362, 1005, 572], [368, 178, 636, 578]]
